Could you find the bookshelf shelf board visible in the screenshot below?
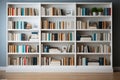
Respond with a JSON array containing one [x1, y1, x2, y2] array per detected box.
[[41, 41, 75, 43], [8, 16, 39, 18], [77, 53, 111, 55], [76, 16, 111, 18], [77, 66, 112, 68], [41, 52, 75, 55], [41, 65, 75, 67], [76, 2, 112, 4], [76, 29, 111, 31], [8, 65, 40, 67], [76, 41, 111, 43], [8, 41, 39, 43], [8, 29, 39, 32], [41, 29, 76, 31], [41, 16, 75, 18], [8, 53, 39, 55], [77, 65, 111, 67]]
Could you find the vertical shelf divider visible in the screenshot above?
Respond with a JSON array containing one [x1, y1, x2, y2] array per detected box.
[[39, 3, 41, 66], [74, 3, 77, 67]]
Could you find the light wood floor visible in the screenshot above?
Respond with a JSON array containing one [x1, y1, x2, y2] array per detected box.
[[2, 72, 119, 80]]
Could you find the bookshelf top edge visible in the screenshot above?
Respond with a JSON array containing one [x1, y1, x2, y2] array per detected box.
[[6, 2, 112, 5]]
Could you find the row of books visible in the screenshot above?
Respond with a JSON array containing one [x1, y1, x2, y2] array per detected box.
[[77, 21, 111, 29], [41, 7, 66, 16], [77, 7, 89, 16], [76, 33, 111, 41], [77, 44, 111, 53], [8, 21, 32, 29], [8, 32, 39, 41], [77, 56, 108, 66], [8, 44, 39, 53], [41, 56, 74, 66], [41, 32, 73, 41], [92, 33, 111, 41], [8, 7, 38, 16], [41, 44, 75, 53], [8, 57, 38, 65], [8, 33, 27, 41], [41, 20, 74, 29], [77, 7, 111, 16]]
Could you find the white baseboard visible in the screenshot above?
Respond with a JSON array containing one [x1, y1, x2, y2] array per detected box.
[[113, 67, 120, 72], [0, 67, 6, 71]]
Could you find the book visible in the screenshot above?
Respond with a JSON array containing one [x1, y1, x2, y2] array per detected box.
[[88, 62, 99, 66]]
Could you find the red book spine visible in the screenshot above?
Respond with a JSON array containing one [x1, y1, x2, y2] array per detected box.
[[26, 45, 29, 53], [12, 8, 14, 16], [24, 57, 26, 65], [110, 8, 112, 16]]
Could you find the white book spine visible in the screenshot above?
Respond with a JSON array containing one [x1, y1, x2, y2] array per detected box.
[[77, 21, 79, 29], [80, 21, 81, 29]]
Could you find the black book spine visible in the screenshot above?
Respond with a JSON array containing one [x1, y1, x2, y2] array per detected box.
[[24, 22, 27, 29], [98, 21, 102, 29], [54, 33, 58, 41], [76, 33, 80, 40], [99, 57, 104, 65], [33, 57, 37, 65], [37, 45, 39, 52]]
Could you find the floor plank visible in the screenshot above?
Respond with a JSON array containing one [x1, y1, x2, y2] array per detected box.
[[5, 72, 120, 80]]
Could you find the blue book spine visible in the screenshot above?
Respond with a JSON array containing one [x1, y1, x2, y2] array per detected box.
[[94, 33, 96, 41], [70, 32, 72, 41], [32, 32, 38, 34], [92, 33, 96, 41], [17, 45, 19, 53], [23, 45, 25, 53], [21, 8, 24, 16], [18, 21, 19, 29], [16, 21, 19, 29], [20, 21, 22, 29], [18, 21, 21, 29], [82, 8, 85, 16], [50, 33, 52, 41], [17, 45, 18, 53], [24, 45, 26, 53], [86, 58, 88, 65], [21, 21, 24, 29], [104, 8, 107, 16], [48, 33, 50, 41], [22, 45, 24, 53]]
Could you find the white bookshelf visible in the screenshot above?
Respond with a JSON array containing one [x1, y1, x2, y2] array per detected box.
[[6, 2, 112, 72]]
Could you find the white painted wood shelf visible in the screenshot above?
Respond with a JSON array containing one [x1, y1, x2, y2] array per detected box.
[[6, 2, 113, 72]]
